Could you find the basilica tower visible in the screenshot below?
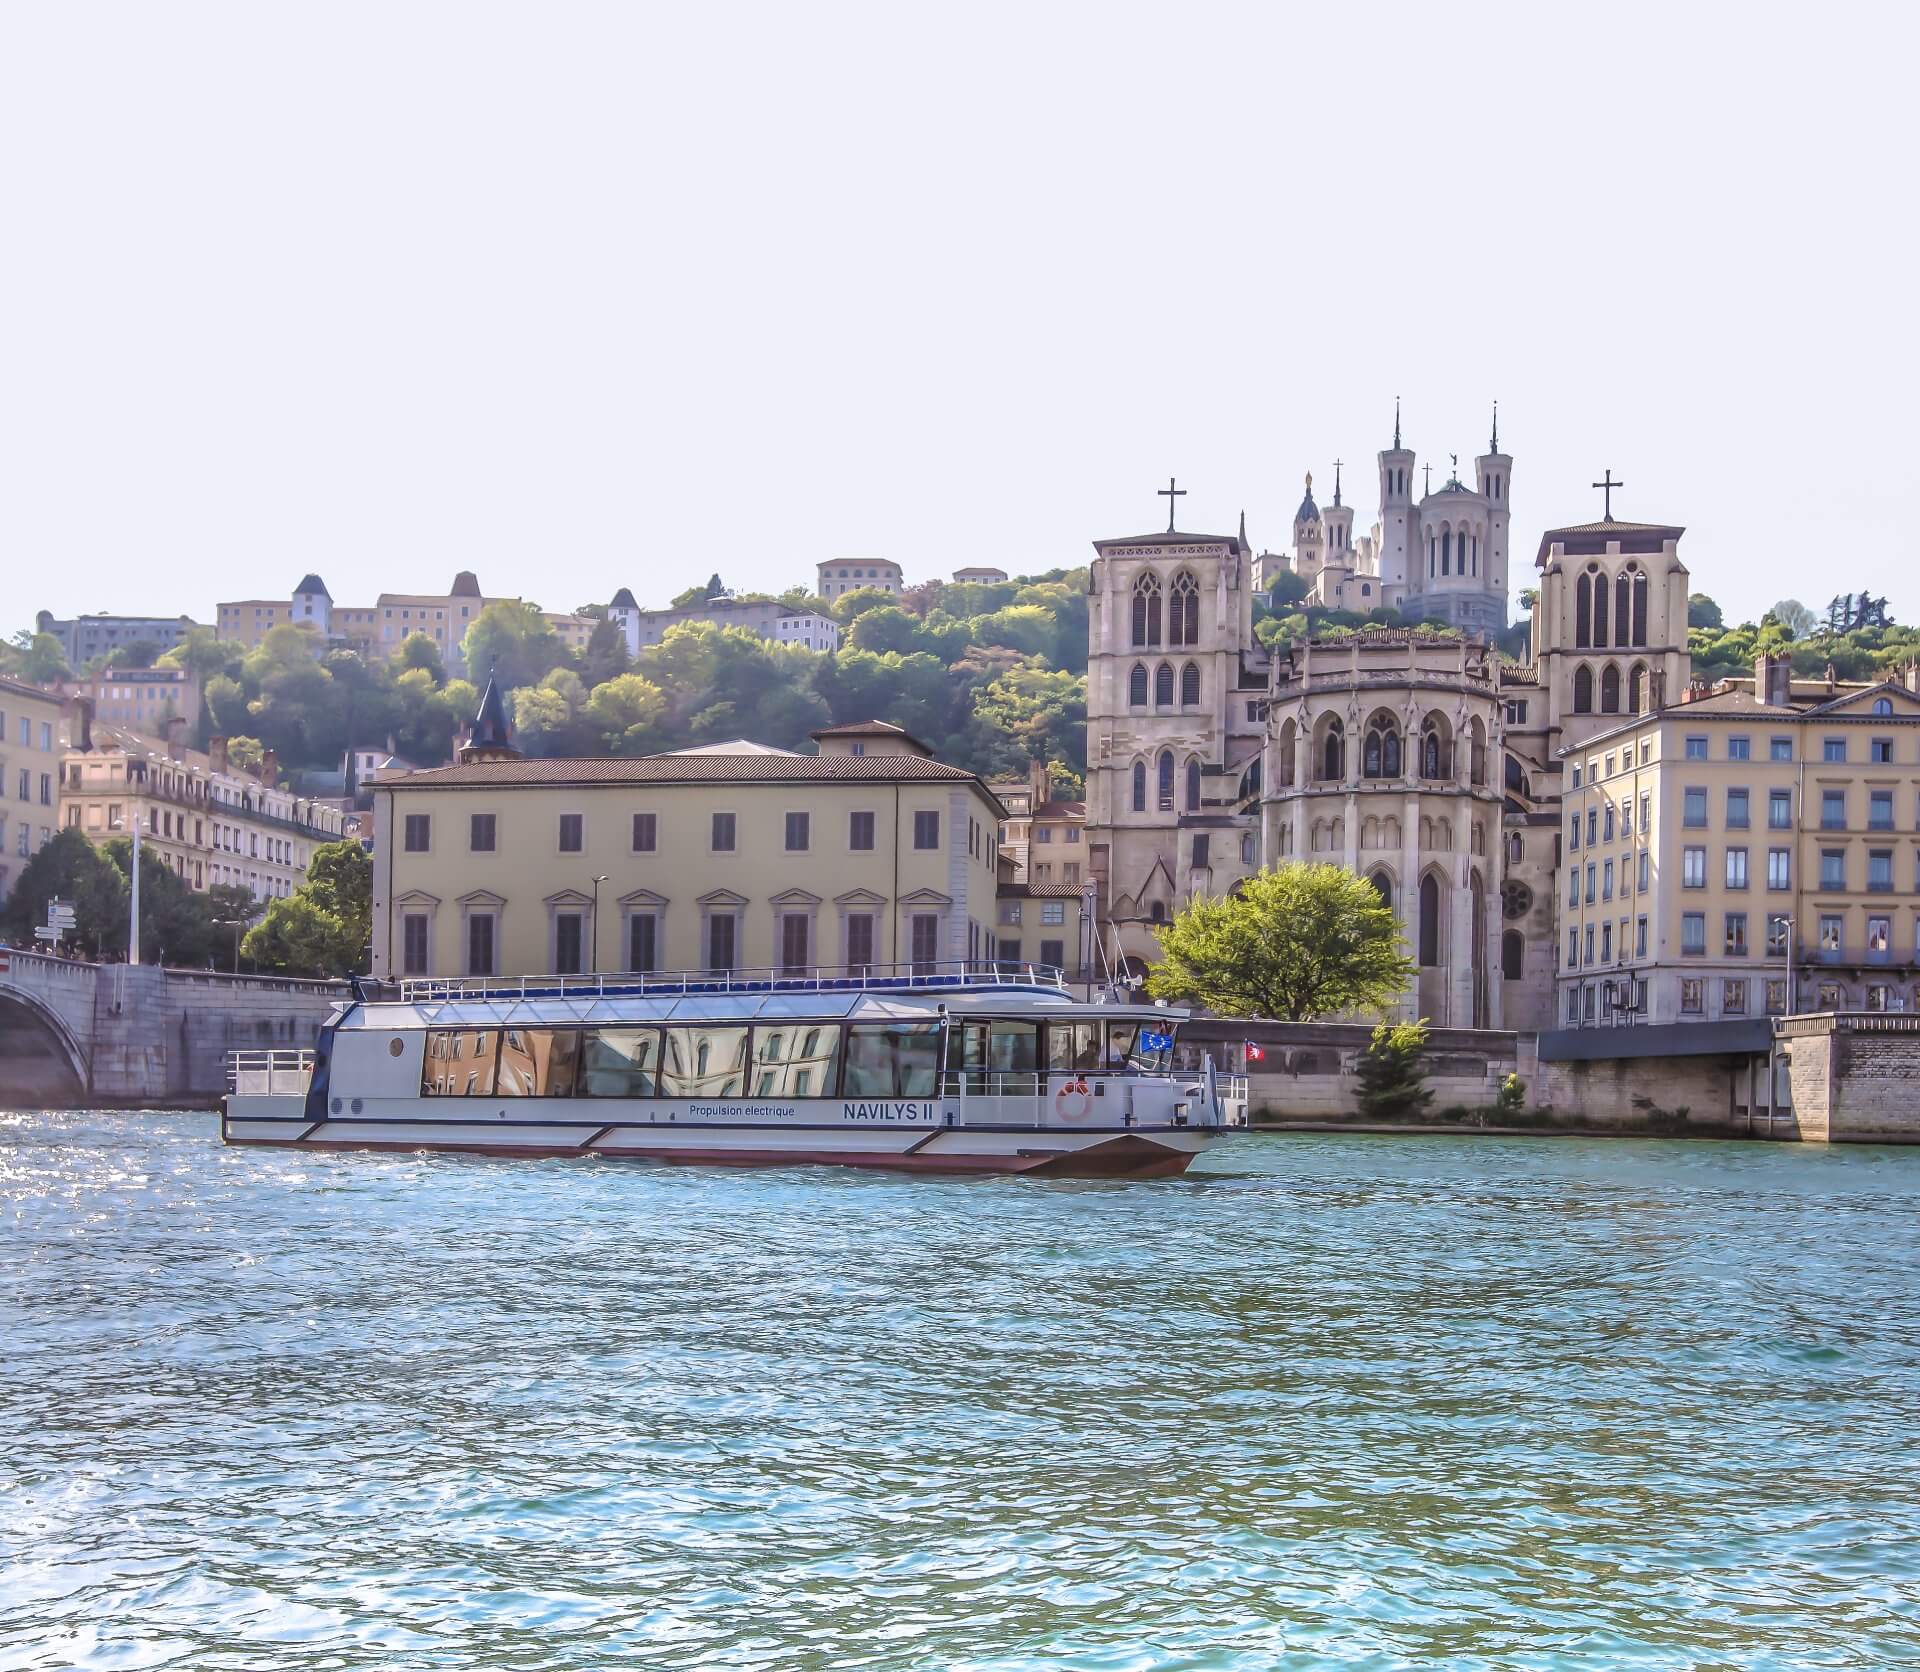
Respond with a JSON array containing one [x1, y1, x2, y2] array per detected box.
[[1475, 404, 1514, 608], [1376, 399, 1417, 592]]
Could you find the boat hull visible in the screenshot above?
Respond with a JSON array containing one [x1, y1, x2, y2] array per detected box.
[[222, 1100, 1219, 1178]]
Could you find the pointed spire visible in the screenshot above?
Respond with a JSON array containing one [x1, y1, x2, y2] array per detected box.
[[1238, 509, 1248, 548], [1333, 459, 1343, 507], [459, 666, 520, 763], [1393, 395, 1402, 450], [1490, 399, 1500, 453]]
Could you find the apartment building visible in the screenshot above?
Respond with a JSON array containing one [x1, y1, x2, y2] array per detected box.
[[995, 882, 1088, 981], [0, 676, 73, 902], [61, 723, 347, 899], [370, 701, 1007, 981], [605, 590, 840, 657], [32, 610, 202, 668], [988, 757, 1087, 884], [57, 666, 200, 738], [1557, 653, 1920, 1032], [815, 559, 903, 601]]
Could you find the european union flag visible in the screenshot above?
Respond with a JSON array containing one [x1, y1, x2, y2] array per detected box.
[[1139, 1030, 1174, 1053]]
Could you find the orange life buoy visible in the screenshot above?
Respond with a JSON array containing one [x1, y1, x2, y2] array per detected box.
[[1053, 1078, 1093, 1123]]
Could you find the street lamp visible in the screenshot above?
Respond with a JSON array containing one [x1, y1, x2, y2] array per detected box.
[[589, 874, 609, 973], [109, 812, 142, 966], [1781, 913, 1796, 1019]]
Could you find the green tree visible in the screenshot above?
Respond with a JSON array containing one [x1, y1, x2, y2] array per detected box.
[[1267, 570, 1310, 607], [1687, 592, 1724, 630], [584, 673, 668, 754], [0, 828, 125, 957], [206, 884, 264, 971], [1353, 1020, 1435, 1120], [0, 630, 73, 684], [1765, 599, 1817, 640], [581, 616, 632, 686], [461, 601, 567, 692], [242, 840, 370, 977], [1145, 862, 1415, 1021], [392, 632, 447, 680]]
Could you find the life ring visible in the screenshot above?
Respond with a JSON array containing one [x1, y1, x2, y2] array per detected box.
[[1053, 1078, 1093, 1123]]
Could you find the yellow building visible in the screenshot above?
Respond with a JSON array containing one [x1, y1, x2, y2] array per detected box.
[[1557, 653, 1920, 1032], [370, 706, 1008, 981], [60, 722, 347, 899], [0, 675, 74, 903]]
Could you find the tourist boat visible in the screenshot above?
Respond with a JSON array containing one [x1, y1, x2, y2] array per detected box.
[[222, 961, 1248, 1178]]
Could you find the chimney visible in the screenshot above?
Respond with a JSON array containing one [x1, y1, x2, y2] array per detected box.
[[260, 748, 279, 785], [1754, 649, 1793, 708], [208, 735, 229, 776], [165, 714, 187, 759], [1647, 668, 1668, 712], [1904, 659, 1920, 696], [1824, 662, 1837, 694]]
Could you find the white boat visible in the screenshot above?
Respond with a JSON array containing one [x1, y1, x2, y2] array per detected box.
[[223, 962, 1249, 1179]]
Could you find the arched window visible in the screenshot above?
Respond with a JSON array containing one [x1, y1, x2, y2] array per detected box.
[[1185, 758, 1201, 810], [1149, 900, 1166, 923], [1420, 719, 1448, 779], [1128, 664, 1148, 707], [1157, 750, 1174, 810], [1505, 754, 1528, 796], [1441, 531, 1451, 576], [1369, 871, 1392, 908], [1131, 573, 1162, 647], [1573, 664, 1594, 713], [1502, 929, 1523, 981], [1575, 571, 1592, 648], [1874, 696, 1894, 716], [1154, 663, 1175, 706], [1169, 571, 1200, 645], [1428, 535, 1436, 579], [1629, 662, 1647, 713], [1615, 572, 1632, 648], [1592, 567, 1609, 646], [1469, 717, 1487, 785], [1180, 663, 1200, 706], [1419, 874, 1441, 966], [1363, 717, 1400, 778], [1240, 757, 1263, 801], [1321, 722, 1345, 783], [1601, 664, 1621, 713], [1131, 761, 1146, 812], [1632, 570, 1650, 646]]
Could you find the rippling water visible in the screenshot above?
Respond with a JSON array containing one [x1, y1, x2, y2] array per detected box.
[[4, 1112, 1920, 1669]]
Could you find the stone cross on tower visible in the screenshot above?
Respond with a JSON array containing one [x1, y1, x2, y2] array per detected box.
[[1158, 477, 1186, 534], [1592, 469, 1625, 520]]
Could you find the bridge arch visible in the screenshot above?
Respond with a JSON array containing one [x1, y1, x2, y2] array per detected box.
[[0, 984, 89, 1104]]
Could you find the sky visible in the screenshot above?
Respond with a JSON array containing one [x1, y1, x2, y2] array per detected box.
[[3, 2, 1915, 635]]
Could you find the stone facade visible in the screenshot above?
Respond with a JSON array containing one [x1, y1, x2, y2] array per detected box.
[[1777, 1012, 1920, 1143]]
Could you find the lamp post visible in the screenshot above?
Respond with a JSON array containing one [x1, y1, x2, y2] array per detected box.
[[590, 874, 609, 973], [1781, 914, 1796, 1019], [110, 812, 143, 966]]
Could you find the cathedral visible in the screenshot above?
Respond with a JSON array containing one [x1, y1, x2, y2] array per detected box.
[[1084, 407, 1691, 1033]]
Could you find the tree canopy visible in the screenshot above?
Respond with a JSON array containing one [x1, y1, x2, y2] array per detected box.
[[1145, 863, 1415, 1021], [242, 840, 371, 977]]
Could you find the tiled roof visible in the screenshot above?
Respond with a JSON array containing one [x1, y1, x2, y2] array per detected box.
[[1033, 800, 1087, 818], [1002, 879, 1087, 898], [384, 754, 992, 790], [1535, 518, 1686, 565], [1094, 529, 1239, 551]]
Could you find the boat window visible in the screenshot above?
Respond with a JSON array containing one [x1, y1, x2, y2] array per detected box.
[[660, 1026, 750, 1098], [579, 1028, 660, 1098], [495, 1028, 580, 1097], [844, 1023, 944, 1099], [1104, 1021, 1175, 1071], [753, 1024, 842, 1098], [987, 1020, 1040, 1094], [422, 1029, 499, 1096], [1045, 1022, 1102, 1073]]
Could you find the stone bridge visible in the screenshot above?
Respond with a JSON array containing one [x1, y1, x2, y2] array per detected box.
[[0, 947, 345, 1107]]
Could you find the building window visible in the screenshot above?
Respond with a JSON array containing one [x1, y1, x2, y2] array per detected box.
[[1682, 846, 1706, 888], [1767, 914, 1790, 955], [1683, 787, 1707, 827], [1824, 737, 1846, 763], [1154, 663, 1175, 706], [403, 813, 431, 852], [1725, 913, 1748, 957], [1727, 736, 1750, 761], [1567, 928, 1579, 969], [628, 913, 658, 973], [1131, 763, 1146, 813], [712, 812, 737, 852], [1768, 848, 1791, 890], [558, 813, 584, 853], [1684, 735, 1708, 761], [1418, 875, 1440, 966], [1765, 979, 1787, 1015], [1872, 738, 1894, 764], [1820, 790, 1845, 829], [1726, 788, 1749, 829], [1723, 978, 1748, 1014], [779, 912, 811, 973], [402, 913, 430, 976], [1868, 915, 1892, 959], [467, 912, 496, 976], [1180, 663, 1201, 706], [913, 810, 940, 849], [1680, 978, 1704, 1015], [1820, 849, 1846, 890], [633, 812, 657, 852], [554, 913, 585, 974], [1769, 789, 1791, 829], [1636, 915, 1648, 958], [707, 912, 737, 972], [845, 913, 876, 974], [1129, 665, 1148, 707], [849, 810, 875, 851], [470, 813, 496, 852], [1869, 790, 1894, 830], [1131, 573, 1162, 647], [1770, 737, 1793, 762], [1185, 758, 1201, 811], [785, 811, 811, 852], [1726, 847, 1748, 889], [1041, 900, 1066, 926], [1869, 849, 1894, 891], [1158, 751, 1175, 811], [1681, 913, 1706, 955], [910, 912, 940, 973], [1040, 938, 1066, 969]]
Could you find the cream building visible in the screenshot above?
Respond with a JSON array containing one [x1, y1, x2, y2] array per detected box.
[[370, 700, 1007, 982], [57, 666, 200, 738], [606, 590, 840, 656], [816, 559, 903, 602], [60, 722, 346, 899], [0, 676, 73, 903], [1558, 655, 1920, 1033], [987, 757, 1087, 884]]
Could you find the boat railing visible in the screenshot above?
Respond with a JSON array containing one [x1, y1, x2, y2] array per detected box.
[[395, 959, 1070, 1004], [228, 1048, 315, 1096]]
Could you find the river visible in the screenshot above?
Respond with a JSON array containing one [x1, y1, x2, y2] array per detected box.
[[3, 1110, 1918, 1670]]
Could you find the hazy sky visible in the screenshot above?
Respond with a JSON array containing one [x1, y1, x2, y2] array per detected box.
[[3, 3, 1914, 633]]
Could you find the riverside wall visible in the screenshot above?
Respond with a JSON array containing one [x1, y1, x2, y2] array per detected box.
[[1776, 1013, 1920, 1143]]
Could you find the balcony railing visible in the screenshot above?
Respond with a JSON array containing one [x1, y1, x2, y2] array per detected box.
[[396, 959, 1072, 1004]]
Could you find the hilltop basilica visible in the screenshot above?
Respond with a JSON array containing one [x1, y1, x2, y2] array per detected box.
[[1084, 406, 1692, 1031]]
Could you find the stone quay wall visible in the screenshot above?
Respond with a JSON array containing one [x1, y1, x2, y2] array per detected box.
[[1776, 1013, 1920, 1144]]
